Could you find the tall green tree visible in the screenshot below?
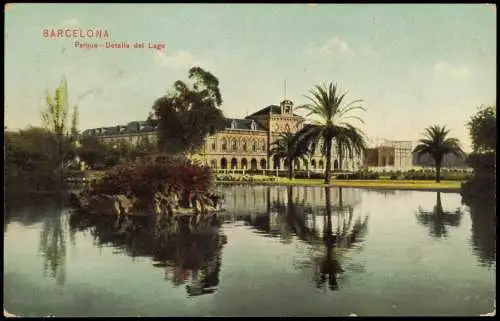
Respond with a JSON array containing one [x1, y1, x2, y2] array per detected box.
[[149, 67, 226, 155], [413, 125, 464, 183], [467, 105, 496, 154], [40, 77, 80, 183], [270, 132, 309, 180], [295, 83, 367, 184]]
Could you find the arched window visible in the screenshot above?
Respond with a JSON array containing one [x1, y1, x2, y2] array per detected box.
[[221, 138, 227, 151], [252, 141, 257, 152], [242, 140, 247, 151], [231, 138, 237, 151]]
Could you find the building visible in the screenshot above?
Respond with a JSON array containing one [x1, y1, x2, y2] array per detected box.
[[81, 100, 364, 172], [80, 120, 158, 146], [363, 140, 413, 170], [412, 152, 469, 168]]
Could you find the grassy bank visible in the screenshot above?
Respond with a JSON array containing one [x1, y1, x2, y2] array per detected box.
[[215, 178, 463, 192]]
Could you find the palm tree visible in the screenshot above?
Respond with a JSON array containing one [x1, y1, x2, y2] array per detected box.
[[334, 127, 366, 172], [413, 125, 464, 182], [296, 83, 367, 184], [269, 132, 309, 180]]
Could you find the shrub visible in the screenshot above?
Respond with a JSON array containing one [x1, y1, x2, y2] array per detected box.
[[90, 156, 213, 199]]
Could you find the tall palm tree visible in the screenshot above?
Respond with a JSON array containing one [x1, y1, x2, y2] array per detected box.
[[296, 83, 367, 184], [413, 125, 464, 182], [269, 132, 309, 180]]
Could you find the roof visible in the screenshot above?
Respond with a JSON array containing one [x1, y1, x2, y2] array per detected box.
[[81, 121, 157, 137], [82, 117, 266, 137], [247, 105, 301, 117], [224, 118, 265, 131]]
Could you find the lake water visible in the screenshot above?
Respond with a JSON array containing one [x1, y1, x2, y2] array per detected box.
[[4, 185, 496, 317]]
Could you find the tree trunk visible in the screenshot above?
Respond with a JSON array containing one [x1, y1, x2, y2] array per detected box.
[[436, 165, 441, 183], [324, 138, 332, 184], [288, 158, 293, 180], [338, 141, 343, 172]]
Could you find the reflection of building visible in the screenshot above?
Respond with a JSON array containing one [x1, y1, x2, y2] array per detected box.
[[364, 140, 413, 170], [221, 186, 362, 221], [81, 100, 364, 171]]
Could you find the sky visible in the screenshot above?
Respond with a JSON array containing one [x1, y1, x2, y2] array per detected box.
[[5, 4, 496, 151]]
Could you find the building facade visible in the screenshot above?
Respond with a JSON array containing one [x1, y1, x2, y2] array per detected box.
[[363, 140, 413, 170], [81, 100, 364, 172], [412, 152, 469, 168]]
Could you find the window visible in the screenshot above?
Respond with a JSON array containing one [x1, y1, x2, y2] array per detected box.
[[243, 141, 247, 151], [232, 139, 237, 151], [211, 142, 216, 151], [222, 139, 227, 151], [252, 142, 257, 152]]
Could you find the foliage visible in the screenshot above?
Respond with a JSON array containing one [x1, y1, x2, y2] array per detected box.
[[413, 125, 464, 183], [467, 105, 496, 154], [78, 135, 108, 168], [295, 83, 367, 184], [149, 67, 226, 155], [89, 156, 214, 206], [4, 127, 72, 191], [270, 132, 309, 179]]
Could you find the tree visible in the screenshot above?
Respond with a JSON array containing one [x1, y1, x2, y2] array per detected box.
[[5, 126, 61, 191], [132, 136, 159, 160], [413, 125, 464, 183], [41, 77, 80, 184], [295, 83, 367, 184], [330, 126, 367, 172], [78, 135, 108, 168], [467, 105, 496, 154], [149, 67, 226, 155], [269, 132, 309, 180]]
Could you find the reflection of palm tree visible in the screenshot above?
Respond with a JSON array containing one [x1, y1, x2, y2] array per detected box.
[[416, 192, 462, 238], [39, 197, 67, 285], [314, 187, 369, 292]]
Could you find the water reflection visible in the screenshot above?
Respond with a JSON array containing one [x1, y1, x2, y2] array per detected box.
[[312, 187, 369, 291], [39, 199, 67, 286], [467, 198, 496, 266], [229, 186, 369, 292], [5, 195, 70, 286], [69, 213, 227, 297], [415, 192, 462, 238]]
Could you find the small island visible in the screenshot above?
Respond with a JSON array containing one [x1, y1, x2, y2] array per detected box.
[[70, 156, 224, 235]]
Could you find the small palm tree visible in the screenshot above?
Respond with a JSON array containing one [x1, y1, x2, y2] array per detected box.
[[413, 125, 464, 182], [269, 132, 308, 180], [296, 83, 367, 184]]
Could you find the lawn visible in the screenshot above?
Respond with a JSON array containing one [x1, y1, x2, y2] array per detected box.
[[216, 178, 463, 192]]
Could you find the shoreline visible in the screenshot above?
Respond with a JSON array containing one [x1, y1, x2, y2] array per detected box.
[[214, 180, 462, 193]]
